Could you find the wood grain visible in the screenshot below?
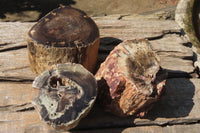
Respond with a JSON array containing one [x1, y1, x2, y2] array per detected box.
[[0, 82, 38, 107], [0, 22, 32, 51], [0, 48, 36, 80]]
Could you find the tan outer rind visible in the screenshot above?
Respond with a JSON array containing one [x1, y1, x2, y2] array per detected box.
[[95, 39, 166, 117], [27, 37, 100, 75]]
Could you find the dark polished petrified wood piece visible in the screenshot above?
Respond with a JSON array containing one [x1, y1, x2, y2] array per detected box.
[[32, 63, 97, 130]]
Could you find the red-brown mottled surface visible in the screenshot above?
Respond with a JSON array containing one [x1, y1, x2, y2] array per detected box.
[[95, 39, 167, 117]]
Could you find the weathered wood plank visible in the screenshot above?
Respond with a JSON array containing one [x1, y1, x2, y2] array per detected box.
[[0, 19, 182, 48], [151, 34, 193, 58], [97, 20, 181, 40], [0, 78, 199, 132], [0, 18, 195, 80], [0, 111, 53, 133], [0, 82, 38, 106], [72, 124, 200, 133], [0, 48, 36, 80], [159, 56, 193, 73], [150, 34, 194, 73], [0, 19, 181, 48], [0, 22, 33, 51], [123, 124, 200, 133]]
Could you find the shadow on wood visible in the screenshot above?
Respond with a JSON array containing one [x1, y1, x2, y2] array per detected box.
[[95, 37, 122, 73], [167, 69, 198, 78], [0, 0, 76, 20], [146, 78, 195, 119], [72, 102, 135, 130], [193, 0, 200, 42]]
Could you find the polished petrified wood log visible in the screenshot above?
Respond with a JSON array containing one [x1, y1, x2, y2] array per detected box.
[[27, 6, 100, 74], [32, 63, 97, 130], [95, 39, 167, 117]]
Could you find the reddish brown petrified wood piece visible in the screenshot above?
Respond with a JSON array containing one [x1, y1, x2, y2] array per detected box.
[[32, 63, 97, 130], [27, 6, 100, 75], [95, 39, 167, 117]]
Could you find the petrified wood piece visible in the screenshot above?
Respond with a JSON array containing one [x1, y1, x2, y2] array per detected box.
[[32, 63, 97, 130], [27, 6, 100, 74], [95, 39, 167, 117]]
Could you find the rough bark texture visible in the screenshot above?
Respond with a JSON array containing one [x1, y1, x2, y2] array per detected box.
[[32, 63, 97, 130], [27, 6, 100, 74], [95, 39, 167, 117]]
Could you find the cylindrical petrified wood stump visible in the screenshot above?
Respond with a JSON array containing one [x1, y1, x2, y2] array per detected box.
[[95, 39, 167, 117], [27, 6, 100, 74], [32, 63, 97, 130]]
